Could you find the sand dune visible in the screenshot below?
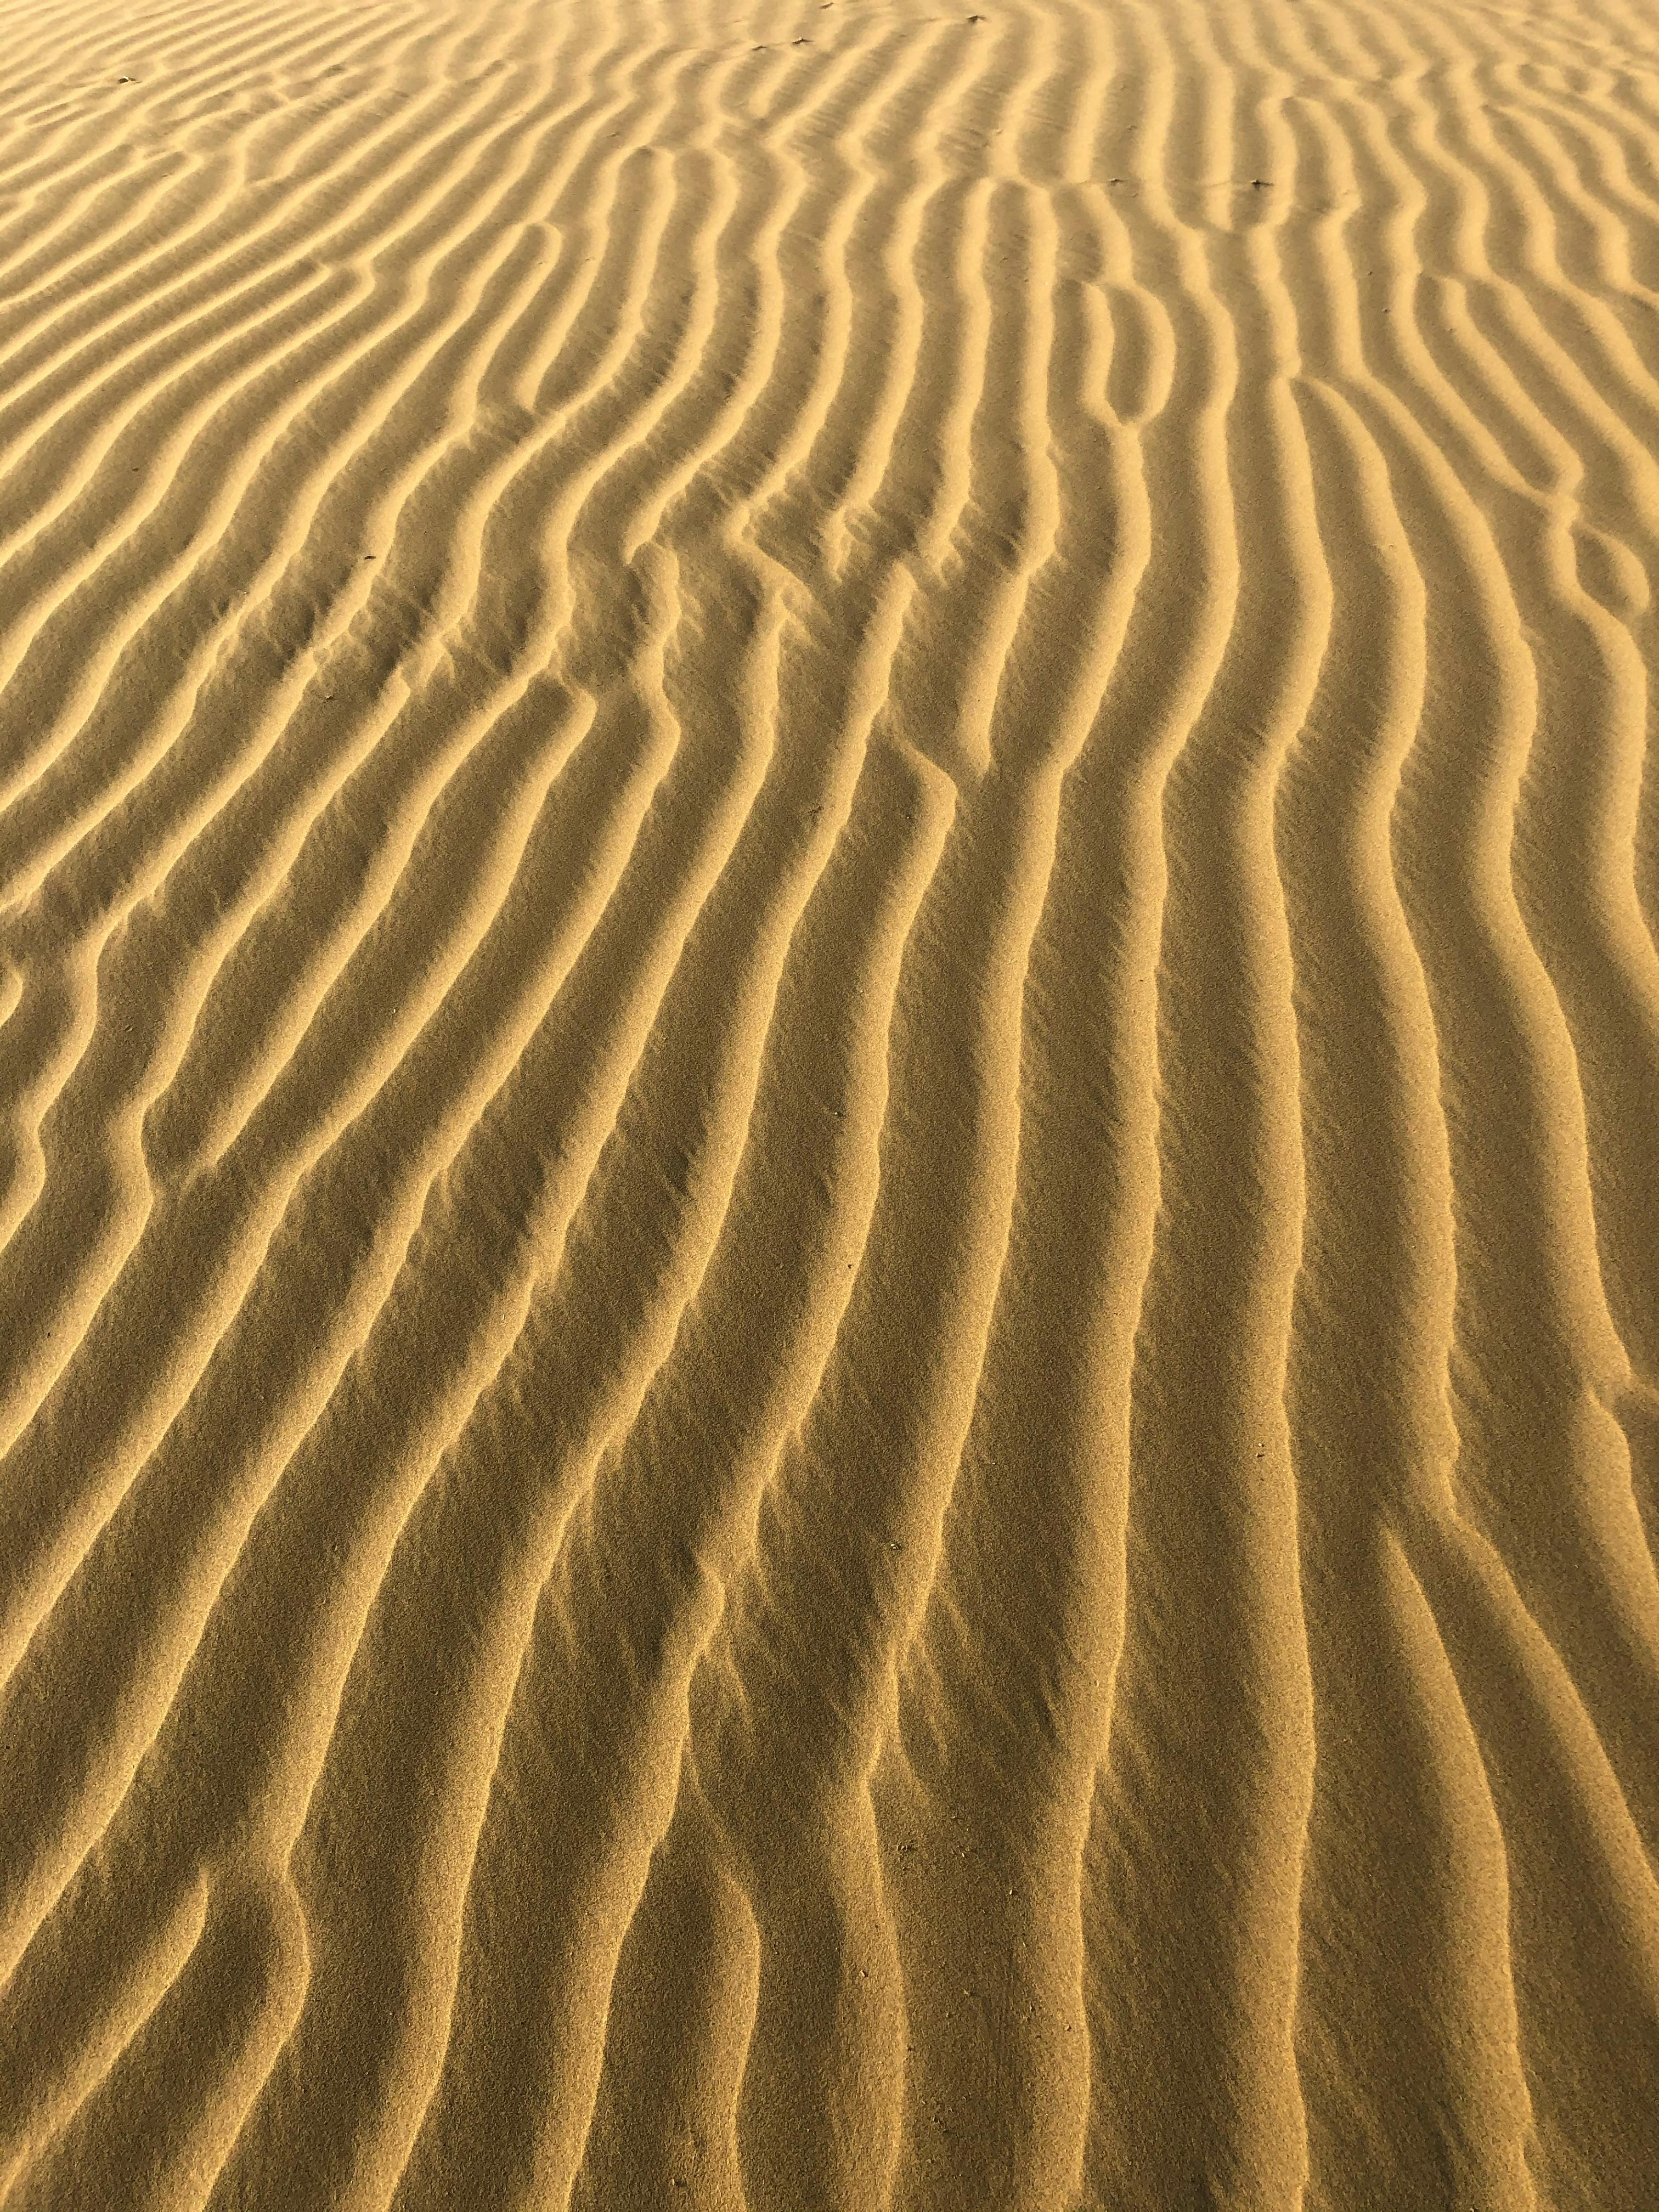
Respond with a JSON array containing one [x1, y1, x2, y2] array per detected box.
[[2, 0, 1659, 2200]]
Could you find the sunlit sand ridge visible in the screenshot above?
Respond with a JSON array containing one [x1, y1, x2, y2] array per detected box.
[[2, 0, 1659, 2200]]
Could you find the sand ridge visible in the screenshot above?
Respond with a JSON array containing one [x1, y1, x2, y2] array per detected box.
[[2, 0, 1659, 2201]]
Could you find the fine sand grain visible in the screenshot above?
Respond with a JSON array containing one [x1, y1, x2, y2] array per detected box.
[[2, 0, 1659, 2201]]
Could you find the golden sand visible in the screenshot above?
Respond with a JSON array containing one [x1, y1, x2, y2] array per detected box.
[[2, 0, 1658, 2200]]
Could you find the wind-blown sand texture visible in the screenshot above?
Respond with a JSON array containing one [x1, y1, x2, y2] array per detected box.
[[2, 0, 1659, 2200]]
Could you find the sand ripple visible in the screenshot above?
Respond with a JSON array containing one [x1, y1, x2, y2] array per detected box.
[[2, 0, 1659, 2202]]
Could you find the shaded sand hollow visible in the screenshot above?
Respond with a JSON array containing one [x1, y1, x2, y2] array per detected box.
[[2, 0, 1659, 2201]]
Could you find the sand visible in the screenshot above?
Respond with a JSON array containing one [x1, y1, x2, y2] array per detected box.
[[1, 0, 1658, 2200]]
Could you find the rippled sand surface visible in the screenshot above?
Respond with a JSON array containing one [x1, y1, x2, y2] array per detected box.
[[3, 0, 1659, 2202]]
